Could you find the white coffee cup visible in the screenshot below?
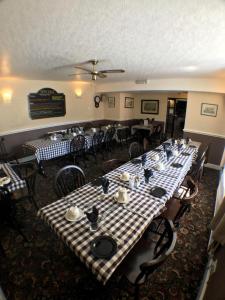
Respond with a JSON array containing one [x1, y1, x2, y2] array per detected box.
[[92, 128, 97, 133], [117, 187, 128, 203], [156, 162, 165, 171], [172, 149, 179, 157], [121, 172, 130, 181], [152, 154, 160, 161], [66, 206, 80, 220], [72, 132, 77, 137]]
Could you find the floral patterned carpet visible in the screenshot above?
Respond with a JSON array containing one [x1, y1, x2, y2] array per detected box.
[[0, 146, 218, 300]]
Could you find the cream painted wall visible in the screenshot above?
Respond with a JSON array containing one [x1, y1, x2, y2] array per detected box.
[[0, 78, 103, 134], [184, 92, 225, 137], [103, 91, 187, 123]]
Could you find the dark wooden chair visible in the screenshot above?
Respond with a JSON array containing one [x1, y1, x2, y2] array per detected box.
[[163, 176, 199, 228], [188, 155, 206, 183], [129, 142, 143, 160], [117, 128, 128, 147], [10, 162, 39, 209], [70, 134, 87, 166], [54, 165, 85, 198], [88, 130, 105, 160], [104, 127, 116, 152], [150, 124, 163, 146], [118, 217, 177, 300], [0, 187, 28, 243], [102, 159, 126, 174]]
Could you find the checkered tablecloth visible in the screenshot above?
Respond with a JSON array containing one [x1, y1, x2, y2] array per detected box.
[[25, 135, 93, 163], [37, 140, 199, 284], [38, 180, 165, 284], [0, 163, 26, 192]]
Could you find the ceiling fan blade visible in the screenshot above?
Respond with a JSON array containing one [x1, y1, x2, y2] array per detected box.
[[75, 66, 93, 72], [97, 72, 107, 78], [68, 73, 91, 76], [100, 69, 125, 73]]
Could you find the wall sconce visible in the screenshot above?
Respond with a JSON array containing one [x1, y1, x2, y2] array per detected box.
[[75, 88, 82, 98], [1, 89, 13, 103]]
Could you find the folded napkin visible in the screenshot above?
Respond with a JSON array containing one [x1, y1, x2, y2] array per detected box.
[[162, 143, 170, 152], [141, 153, 147, 166], [177, 143, 183, 152], [86, 206, 99, 223], [165, 149, 173, 161], [144, 169, 153, 183], [171, 138, 175, 146], [100, 177, 110, 194]]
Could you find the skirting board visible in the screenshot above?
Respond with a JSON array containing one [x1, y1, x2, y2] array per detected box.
[[205, 163, 221, 171]]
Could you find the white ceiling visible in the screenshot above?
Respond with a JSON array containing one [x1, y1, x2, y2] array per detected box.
[[1, 0, 225, 82]]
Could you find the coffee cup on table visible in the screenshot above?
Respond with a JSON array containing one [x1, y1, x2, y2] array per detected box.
[[156, 162, 165, 171], [152, 154, 160, 161], [116, 187, 128, 204], [172, 149, 179, 157], [66, 206, 80, 220], [121, 171, 130, 181]]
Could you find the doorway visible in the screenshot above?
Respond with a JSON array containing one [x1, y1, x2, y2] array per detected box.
[[165, 98, 187, 138]]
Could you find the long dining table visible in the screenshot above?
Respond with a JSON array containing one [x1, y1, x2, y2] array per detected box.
[[37, 140, 199, 285]]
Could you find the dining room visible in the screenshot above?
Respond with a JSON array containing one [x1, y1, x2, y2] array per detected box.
[[0, 1, 225, 300]]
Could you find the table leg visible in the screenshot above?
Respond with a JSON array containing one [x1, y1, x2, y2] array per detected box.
[[38, 161, 46, 177]]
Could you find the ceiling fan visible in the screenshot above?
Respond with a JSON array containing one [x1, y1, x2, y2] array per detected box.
[[69, 59, 125, 80]]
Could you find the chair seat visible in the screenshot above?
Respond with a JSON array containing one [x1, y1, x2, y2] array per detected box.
[[119, 234, 156, 284], [161, 198, 181, 221]]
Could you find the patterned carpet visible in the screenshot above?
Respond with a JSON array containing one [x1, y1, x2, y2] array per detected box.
[[0, 145, 219, 300]]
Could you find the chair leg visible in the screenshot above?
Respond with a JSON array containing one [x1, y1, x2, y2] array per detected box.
[[29, 195, 39, 210], [0, 241, 6, 257], [134, 284, 140, 300]]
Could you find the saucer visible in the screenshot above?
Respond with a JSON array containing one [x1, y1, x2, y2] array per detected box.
[[113, 192, 129, 204], [0, 176, 11, 187], [65, 208, 84, 222], [119, 174, 129, 182]]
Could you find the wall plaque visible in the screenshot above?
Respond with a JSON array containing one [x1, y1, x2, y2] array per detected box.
[[28, 88, 66, 119]]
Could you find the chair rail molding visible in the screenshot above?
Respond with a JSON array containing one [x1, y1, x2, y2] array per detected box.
[[183, 128, 225, 139]]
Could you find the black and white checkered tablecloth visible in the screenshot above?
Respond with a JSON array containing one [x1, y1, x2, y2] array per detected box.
[[25, 135, 93, 163], [37, 141, 199, 284], [0, 163, 26, 192], [38, 180, 165, 284]]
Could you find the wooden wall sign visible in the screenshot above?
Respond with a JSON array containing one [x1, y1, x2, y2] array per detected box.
[[28, 88, 66, 119]]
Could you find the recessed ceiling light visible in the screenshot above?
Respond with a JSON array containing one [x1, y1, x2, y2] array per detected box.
[[183, 65, 198, 72]]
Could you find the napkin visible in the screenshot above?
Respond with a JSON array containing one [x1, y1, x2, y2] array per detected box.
[[177, 143, 183, 152], [144, 169, 153, 183], [165, 149, 173, 161], [141, 153, 147, 166], [162, 143, 170, 151], [171, 138, 175, 146], [86, 206, 99, 223], [100, 177, 110, 194]]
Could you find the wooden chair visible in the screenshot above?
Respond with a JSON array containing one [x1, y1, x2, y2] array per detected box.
[[189, 155, 206, 183], [117, 128, 128, 147], [102, 159, 126, 174], [11, 162, 39, 209], [0, 187, 28, 243], [54, 165, 85, 198], [163, 176, 199, 228], [104, 127, 116, 152], [119, 217, 177, 300], [70, 134, 87, 166], [150, 124, 163, 146], [129, 142, 143, 160]]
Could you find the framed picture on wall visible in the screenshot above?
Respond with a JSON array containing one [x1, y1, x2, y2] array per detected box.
[[124, 97, 134, 108], [108, 96, 115, 108], [141, 100, 159, 114], [201, 103, 218, 117]]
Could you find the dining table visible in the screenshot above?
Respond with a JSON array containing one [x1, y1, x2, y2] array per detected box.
[[0, 163, 26, 193], [24, 134, 93, 175], [37, 139, 199, 285]]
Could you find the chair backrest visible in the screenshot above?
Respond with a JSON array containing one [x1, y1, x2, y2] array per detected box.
[[196, 143, 209, 163], [70, 134, 86, 153], [104, 127, 115, 142], [92, 130, 104, 149], [190, 156, 206, 182], [102, 159, 125, 174], [12, 162, 38, 196], [0, 138, 8, 162], [117, 128, 127, 141], [136, 218, 177, 285], [54, 165, 85, 198], [129, 142, 142, 160]]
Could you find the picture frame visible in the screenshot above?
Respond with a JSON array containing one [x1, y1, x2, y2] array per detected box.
[[201, 103, 218, 117], [124, 97, 134, 108], [141, 100, 159, 114], [108, 96, 115, 108]]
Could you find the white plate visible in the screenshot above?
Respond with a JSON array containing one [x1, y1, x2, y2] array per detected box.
[[113, 192, 130, 204], [0, 176, 11, 187], [65, 209, 84, 222], [119, 175, 129, 182]]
